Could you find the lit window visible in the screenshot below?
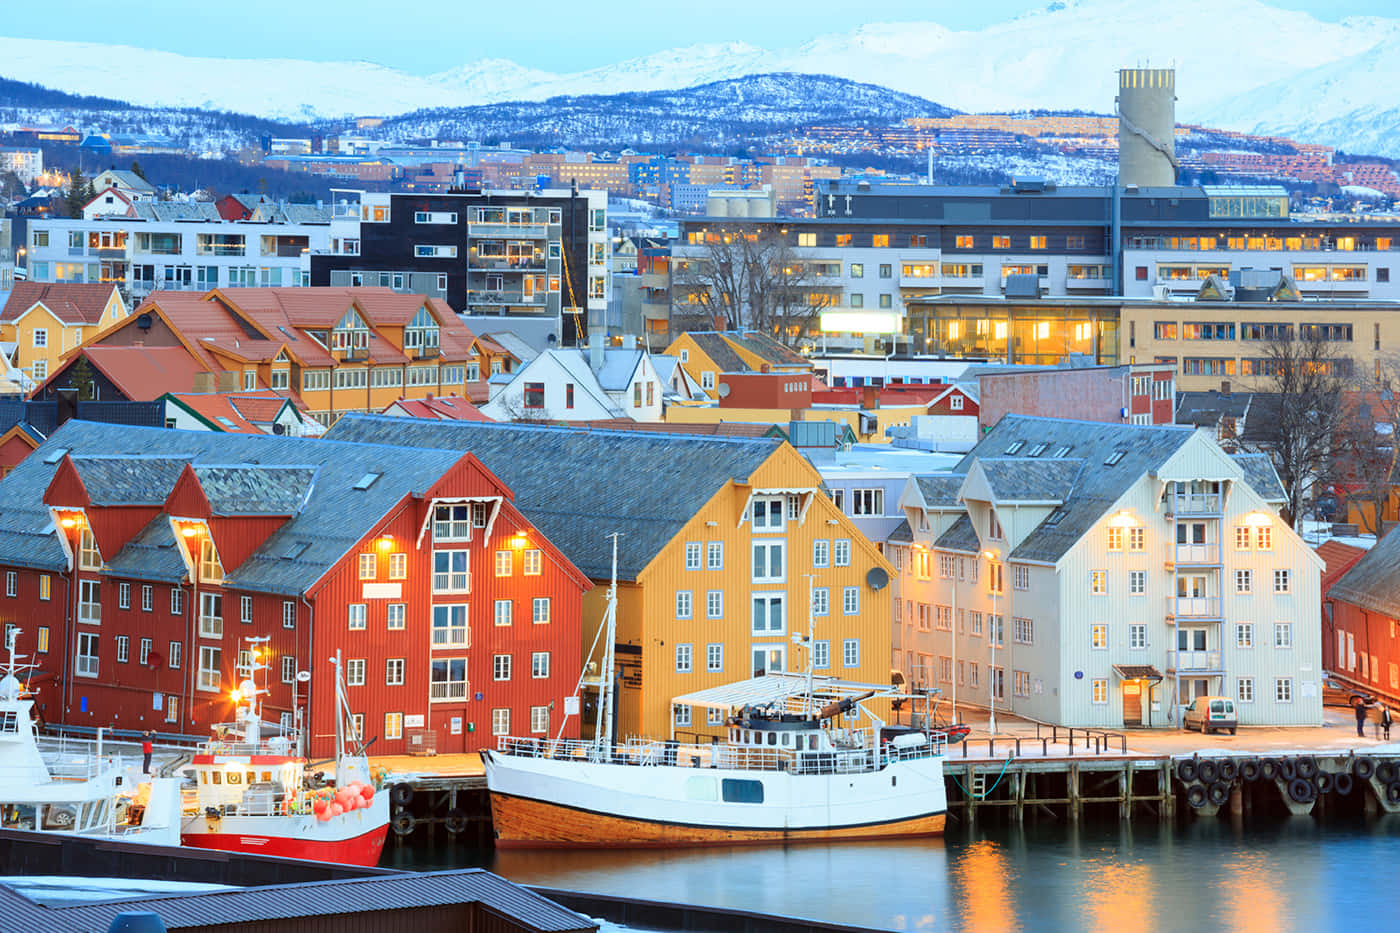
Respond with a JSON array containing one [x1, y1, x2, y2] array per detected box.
[[359, 553, 377, 580]]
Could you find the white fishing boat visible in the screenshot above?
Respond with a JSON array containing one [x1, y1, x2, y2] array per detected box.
[[482, 539, 949, 848], [0, 641, 182, 846], [179, 644, 389, 866]]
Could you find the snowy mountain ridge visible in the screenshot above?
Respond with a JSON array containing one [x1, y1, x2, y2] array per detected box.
[[3, 0, 1400, 155]]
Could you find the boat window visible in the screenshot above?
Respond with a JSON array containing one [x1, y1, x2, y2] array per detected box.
[[247, 772, 256, 784], [226, 771, 241, 785], [767, 732, 777, 746], [262, 771, 272, 782], [211, 771, 221, 785], [721, 779, 765, 804], [781, 733, 790, 747], [809, 735, 819, 751], [685, 776, 718, 802]]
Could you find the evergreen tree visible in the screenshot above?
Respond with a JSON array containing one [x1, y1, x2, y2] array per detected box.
[[129, 159, 147, 181], [64, 170, 89, 217]]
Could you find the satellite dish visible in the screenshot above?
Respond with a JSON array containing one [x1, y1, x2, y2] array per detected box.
[[296, 671, 311, 683], [717, 382, 731, 398], [866, 567, 889, 590]]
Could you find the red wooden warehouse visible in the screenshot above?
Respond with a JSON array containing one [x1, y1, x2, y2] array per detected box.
[[0, 421, 590, 757]]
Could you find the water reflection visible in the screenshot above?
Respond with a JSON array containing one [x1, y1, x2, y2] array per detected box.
[[386, 817, 1400, 932]]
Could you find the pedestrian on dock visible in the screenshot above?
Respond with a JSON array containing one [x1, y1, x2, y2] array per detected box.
[[1355, 699, 1370, 738], [141, 731, 154, 774], [1382, 705, 1393, 742]]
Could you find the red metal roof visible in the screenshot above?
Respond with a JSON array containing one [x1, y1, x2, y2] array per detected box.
[[383, 395, 490, 421], [1318, 539, 1368, 595], [82, 346, 211, 400], [1, 282, 119, 325]]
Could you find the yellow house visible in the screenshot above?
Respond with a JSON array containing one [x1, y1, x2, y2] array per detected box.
[[665, 330, 813, 396], [320, 416, 896, 741], [0, 283, 126, 385]]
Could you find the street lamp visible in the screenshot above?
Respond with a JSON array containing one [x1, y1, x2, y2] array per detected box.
[[983, 547, 1000, 736]]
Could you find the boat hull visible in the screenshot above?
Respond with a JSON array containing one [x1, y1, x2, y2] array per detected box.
[[489, 791, 946, 848], [180, 821, 388, 865]]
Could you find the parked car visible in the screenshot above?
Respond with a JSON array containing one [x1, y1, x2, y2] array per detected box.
[[1184, 696, 1237, 735], [1321, 672, 1374, 709]]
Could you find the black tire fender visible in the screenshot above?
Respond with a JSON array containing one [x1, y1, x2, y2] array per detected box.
[[390, 782, 414, 806], [1314, 772, 1333, 794], [1377, 761, 1398, 784], [1186, 784, 1209, 808], [1207, 782, 1230, 806], [1334, 772, 1355, 796], [1218, 759, 1239, 782], [1295, 756, 1319, 780], [1288, 777, 1315, 804], [1240, 759, 1261, 782], [1387, 782, 1400, 805], [1354, 756, 1376, 781], [1279, 758, 1297, 782], [444, 807, 468, 834], [1197, 758, 1220, 784], [1176, 758, 1199, 783], [1259, 759, 1279, 781], [391, 810, 416, 836]]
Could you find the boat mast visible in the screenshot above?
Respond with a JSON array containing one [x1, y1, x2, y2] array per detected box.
[[330, 650, 347, 773], [594, 533, 620, 757], [806, 573, 816, 717]]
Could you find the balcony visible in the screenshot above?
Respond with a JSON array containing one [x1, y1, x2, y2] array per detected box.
[[1168, 648, 1223, 674], [1164, 543, 1222, 567], [77, 602, 101, 625], [1065, 275, 1110, 291], [468, 222, 548, 239], [1165, 596, 1223, 621], [1169, 492, 1222, 516], [466, 290, 547, 308], [91, 246, 128, 260], [468, 258, 547, 273]]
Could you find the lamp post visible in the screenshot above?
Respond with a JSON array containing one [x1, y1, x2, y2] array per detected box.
[[983, 548, 1000, 736]]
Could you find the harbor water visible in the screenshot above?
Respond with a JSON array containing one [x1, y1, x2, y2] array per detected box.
[[384, 815, 1400, 932]]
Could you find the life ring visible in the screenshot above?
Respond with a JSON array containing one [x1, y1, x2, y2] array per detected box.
[[1334, 772, 1355, 796], [1353, 756, 1376, 780], [443, 808, 468, 834], [390, 782, 414, 806], [1175, 758, 1199, 783], [1376, 761, 1398, 784], [1278, 758, 1297, 782], [1207, 782, 1230, 807], [1217, 759, 1239, 782], [1259, 759, 1279, 782], [1186, 784, 1208, 808], [1287, 777, 1315, 804], [1239, 759, 1261, 782], [1313, 772, 1333, 794], [1294, 756, 1318, 780], [1197, 758, 1219, 783], [391, 810, 416, 836]]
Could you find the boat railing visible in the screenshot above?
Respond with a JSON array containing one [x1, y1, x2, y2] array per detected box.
[[201, 740, 295, 757], [40, 751, 121, 782]]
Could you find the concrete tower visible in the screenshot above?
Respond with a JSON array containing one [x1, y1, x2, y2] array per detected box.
[[1116, 68, 1178, 187]]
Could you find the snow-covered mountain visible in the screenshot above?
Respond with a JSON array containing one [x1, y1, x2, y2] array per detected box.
[[4, 0, 1400, 154]]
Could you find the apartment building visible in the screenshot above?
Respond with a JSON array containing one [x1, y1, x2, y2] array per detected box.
[[890, 415, 1322, 729], [325, 415, 894, 741], [311, 187, 608, 347], [24, 201, 331, 301], [0, 421, 590, 755], [0, 146, 43, 185]]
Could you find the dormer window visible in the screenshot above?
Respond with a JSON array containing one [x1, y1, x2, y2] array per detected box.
[[78, 527, 102, 571], [988, 510, 1004, 540], [199, 537, 224, 585], [330, 309, 370, 352], [404, 306, 441, 352]]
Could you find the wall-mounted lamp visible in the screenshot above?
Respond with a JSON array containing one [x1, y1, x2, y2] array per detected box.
[[60, 517, 77, 529], [180, 526, 198, 539], [511, 529, 529, 549], [1244, 511, 1272, 528], [377, 532, 394, 551], [1108, 509, 1137, 528]]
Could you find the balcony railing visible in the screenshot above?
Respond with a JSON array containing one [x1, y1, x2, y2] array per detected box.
[[1065, 276, 1110, 290], [1168, 649, 1223, 673], [467, 222, 548, 239], [1165, 543, 1222, 566], [1165, 596, 1222, 621], [468, 258, 547, 272], [1169, 492, 1222, 515], [466, 290, 547, 307]]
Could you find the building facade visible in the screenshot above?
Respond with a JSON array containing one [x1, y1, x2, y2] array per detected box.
[[0, 422, 589, 756], [891, 415, 1323, 728], [0, 283, 128, 384]]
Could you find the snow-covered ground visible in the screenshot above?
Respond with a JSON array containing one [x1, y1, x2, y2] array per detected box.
[[0, 876, 237, 906]]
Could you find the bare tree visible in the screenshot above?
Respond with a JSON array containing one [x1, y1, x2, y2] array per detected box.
[[670, 227, 825, 345], [1335, 355, 1400, 535], [1245, 331, 1354, 527]]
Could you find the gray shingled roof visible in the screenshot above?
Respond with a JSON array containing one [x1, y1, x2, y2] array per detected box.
[[934, 513, 982, 554], [688, 333, 749, 374], [45, 869, 595, 932], [1328, 529, 1400, 619], [724, 331, 810, 369], [191, 465, 317, 516], [915, 474, 965, 508], [976, 457, 1083, 503], [325, 415, 782, 580], [71, 455, 189, 507], [1230, 453, 1285, 503], [0, 421, 468, 593], [887, 517, 913, 543]]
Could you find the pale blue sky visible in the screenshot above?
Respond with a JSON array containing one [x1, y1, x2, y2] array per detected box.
[[7, 0, 1389, 73]]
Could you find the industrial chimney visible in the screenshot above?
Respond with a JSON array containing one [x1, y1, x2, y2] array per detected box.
[[1116, 68, 1178, 187]]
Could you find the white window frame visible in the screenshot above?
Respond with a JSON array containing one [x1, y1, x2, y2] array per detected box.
[[751, 540, 785, 584], [675, 643, 693, 673]]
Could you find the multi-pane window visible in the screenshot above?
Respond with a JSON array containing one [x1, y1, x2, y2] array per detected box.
[[4, 572, 13, 598], [529, 706, 549, 734], [752, 541, 785, 583], [1128, 528, 1144, 551], [168, 641, 181, 670], [675, 643, 693, 673], [139, 637, 152, 665], [1235, 569, 1253, 593], [935, 605, 952, 630], [1236, 623, 1255, 648], [1014, 670, 1031, 697], [1013, 617, 1034, 645], [282, 655, 296, 683], [1091, 624, 1108, 649], [843, 638, 860, 668], [1274, 622, 1293, 648], [685, 542, 702, 570], [359, 553, 377, 580], [1107, 527, 1123, 551], [78, 528, 102, 571], [1091, 679, 1108, 704], [707, 643, 723, 672], [813, 587, 829, 616], [385, 658, 405, 685], [433, 604, 469, 645], [1012, 565, 1030, 590], [117, 582, 130, 609], [532, 597, 550, 624], [812, 540, 829, 568], [77, 580, 101, 624], [749, 496, 786, 532], [1129, 570, 1146, 595], [430, 658, 468, 699], [495, 550, 513, 576], [752, 593, 785, 635], [1257, 527, 1273, 550], [434, 551, 470, 592], [938, 554, 955, 579], [523, 550, 541, 575], [493, 654, 512, 681], [834, 539, 851, 567], [1275, 677, 1293, 702], [387, 603, 406, 629], [675, 590, 693, 619], [706, 590, 723, 619], [1090, 571, 1106, 595], [389, 553, 407, 579], [489, 707, 511, 735], [433, 505, 471, 541], [1273, 570, 1290, 593], [1129, 623, 1147, 649], [282, 600, 296, 628], [140, 585, 153, 611], [707, 542, 723, 570], [74, 632, 100, 678], [851, 488, 883, 516], [673, 704, 691, 727], [240, 595, 253, 624], [813, 639, 830, 668], [199, 537, 223, 584], [385, 713, 404, 740], [493, 600, 513, 627], [347, 603, 366, 630], [346, 659, 366, 686], [531, 651, 550, 678], [1237, 677, 1254, 702], [1235, 526, 1252, 550], [842, 586, 859, 615], [199, 593, 223, 638], [115, 635, 129, 664], [197, 646, 221, 692]]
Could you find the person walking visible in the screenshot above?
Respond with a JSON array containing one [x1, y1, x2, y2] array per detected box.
[[1382, 704, 1393, 742], [1355, 699, 1369, 738], [141, 731, 154, 774]]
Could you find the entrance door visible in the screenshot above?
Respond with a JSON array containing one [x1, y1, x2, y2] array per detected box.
[[1123, 681, 1143, 726]]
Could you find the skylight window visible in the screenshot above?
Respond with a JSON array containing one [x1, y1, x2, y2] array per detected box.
[[1104, 450, 1126, 465], [1005, 442, 1024, 454], [1029, 443, 1048, 457], [1045, 509, 1068, 526], [280, 540, 310, 560], [353, 472, 381, 490], [1053, 445, 1072, 457]]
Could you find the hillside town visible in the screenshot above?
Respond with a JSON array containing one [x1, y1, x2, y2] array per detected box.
[[3, 7, 1400, 929]]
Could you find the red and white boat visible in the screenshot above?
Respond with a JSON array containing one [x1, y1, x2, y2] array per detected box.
[[180, 644, 389, 865]]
